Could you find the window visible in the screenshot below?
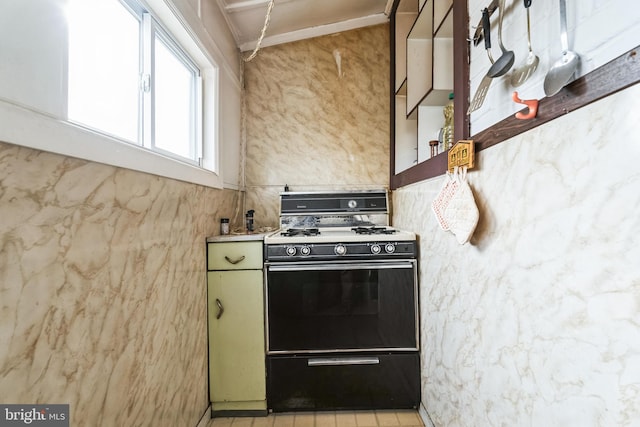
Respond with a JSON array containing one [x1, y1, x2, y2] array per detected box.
[[151, 29, 200, 161], [66, 0, 202, 165]]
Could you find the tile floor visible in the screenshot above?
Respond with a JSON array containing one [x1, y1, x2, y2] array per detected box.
[[207, 410, 424, 427]]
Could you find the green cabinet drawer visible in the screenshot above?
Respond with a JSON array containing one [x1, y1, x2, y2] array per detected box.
[[207, 241, 263, 270]]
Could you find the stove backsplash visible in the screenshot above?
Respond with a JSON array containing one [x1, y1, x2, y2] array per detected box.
[[280, 214, 389, 230]]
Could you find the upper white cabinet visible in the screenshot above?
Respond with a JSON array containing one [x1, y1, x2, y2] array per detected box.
[[407, 0, 453, 113], [394, 1, 418, 93], [394, 0, 454, 173]]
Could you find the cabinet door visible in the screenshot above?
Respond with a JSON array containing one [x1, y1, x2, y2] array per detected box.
[[208, 270, 265, 403]]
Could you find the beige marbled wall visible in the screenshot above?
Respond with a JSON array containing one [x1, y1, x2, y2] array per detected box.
[[0, 141, 240, 426], [393, 85, 640, 426], [244, 25, 390, 228]]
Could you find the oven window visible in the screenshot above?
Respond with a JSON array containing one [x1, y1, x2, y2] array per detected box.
[[266, 264, 417, 352]]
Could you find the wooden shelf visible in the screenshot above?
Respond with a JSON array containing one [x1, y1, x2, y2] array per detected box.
[[390, 0, 468, 187], [394, 0, 454, 173], [391, 0, 638, 190]]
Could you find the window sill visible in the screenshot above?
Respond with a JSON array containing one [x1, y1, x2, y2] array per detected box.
[[0, 98, 223, 189]]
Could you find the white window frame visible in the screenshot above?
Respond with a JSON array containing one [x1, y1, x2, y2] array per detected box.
[[139, 11, 203, 166], [0, 0, 222, 189]]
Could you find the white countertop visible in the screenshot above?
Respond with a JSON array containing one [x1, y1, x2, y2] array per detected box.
[[206, 231, 275, 243]]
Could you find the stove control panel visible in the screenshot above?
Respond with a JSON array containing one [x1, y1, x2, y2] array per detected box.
[[266, 241, 416, 261]]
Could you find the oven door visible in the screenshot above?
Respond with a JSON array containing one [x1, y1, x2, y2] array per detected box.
[[265, 260, 418, 353]]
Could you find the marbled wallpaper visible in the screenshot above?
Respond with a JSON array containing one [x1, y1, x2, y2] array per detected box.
[[393, 84, 640, 426], [0, 141, 240, 426], [243, 25, 390, 228]]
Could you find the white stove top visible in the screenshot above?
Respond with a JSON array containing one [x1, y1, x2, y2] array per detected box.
[[265, 227, 416, 245]]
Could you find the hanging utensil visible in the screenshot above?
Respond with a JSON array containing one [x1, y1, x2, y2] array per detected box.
[[487, 0, 515, 78], [543, 0, 580, 96], [468, 8, 495, 113], [510, 0, 539, 86]]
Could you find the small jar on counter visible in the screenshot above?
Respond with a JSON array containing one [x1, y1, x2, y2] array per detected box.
[[220, 218, 230, 235], [245, 210, 255, 233], [429, 140, 439, 158]]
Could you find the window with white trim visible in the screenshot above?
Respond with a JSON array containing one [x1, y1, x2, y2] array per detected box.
[[66, 0, 203, 166]]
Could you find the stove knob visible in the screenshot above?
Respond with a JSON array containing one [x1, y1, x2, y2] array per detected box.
[[334, 244, 347, 256], [384, 243, 396, 254], [370, 244, 381, 254], [300, 245, 311, 256], [286, 246, 297, 256]]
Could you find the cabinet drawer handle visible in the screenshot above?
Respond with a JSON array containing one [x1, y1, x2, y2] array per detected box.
[[224, 255, 245, 265], [307, 357, 380, 367], [215, 299, 224, 319]]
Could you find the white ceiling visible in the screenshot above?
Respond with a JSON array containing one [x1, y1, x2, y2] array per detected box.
[[216, 0, 394, 52]]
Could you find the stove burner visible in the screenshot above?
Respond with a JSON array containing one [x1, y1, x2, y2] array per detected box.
[[281, 228, 321, 237], [351, 226, 397, 235]]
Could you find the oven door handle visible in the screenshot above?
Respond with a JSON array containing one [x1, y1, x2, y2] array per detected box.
[[307, 357, 380, 367], [267, 261, 414, 272]]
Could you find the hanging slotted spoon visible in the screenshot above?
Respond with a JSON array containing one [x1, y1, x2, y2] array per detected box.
[[543, 0, 580, 96], [510, 0, 539, 86], [468, 8, 495, 113]]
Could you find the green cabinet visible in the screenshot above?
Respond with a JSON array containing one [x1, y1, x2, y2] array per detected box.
[[207, 240, 266, 415]]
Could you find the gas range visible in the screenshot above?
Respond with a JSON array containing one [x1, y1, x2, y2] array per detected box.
[[264, 190, 417, 261], [263, 190, 420, 411]]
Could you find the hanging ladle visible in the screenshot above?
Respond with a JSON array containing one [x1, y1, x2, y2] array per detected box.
[[510, 0, 539, 86], [487, 0, 515, 78], [543, 0, 580, 96]]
